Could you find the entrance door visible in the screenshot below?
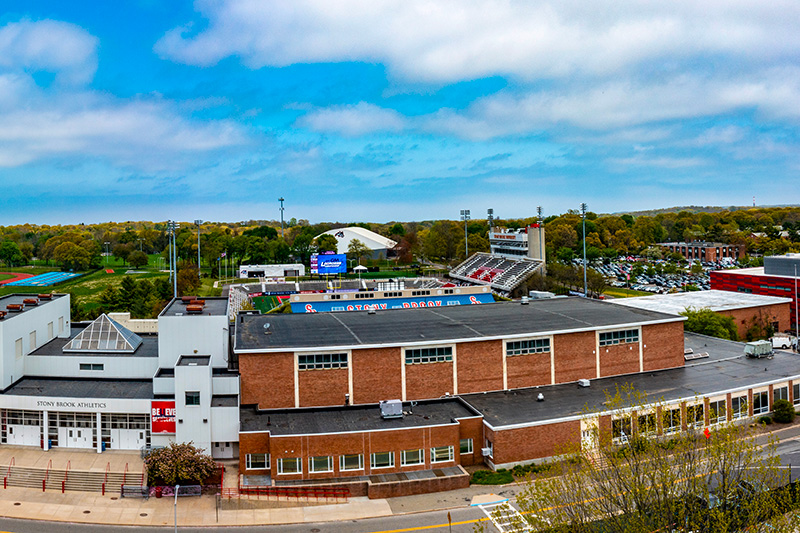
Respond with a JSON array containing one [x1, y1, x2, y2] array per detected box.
[[59, 427, 93, 449], [7, 425, 40, 446], [212, 441, 234, 459], [112, 429, 147, 450]]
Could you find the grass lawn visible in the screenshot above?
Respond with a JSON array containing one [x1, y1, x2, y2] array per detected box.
[[603, 287, 651, 298], [0, 273, 13, 281]]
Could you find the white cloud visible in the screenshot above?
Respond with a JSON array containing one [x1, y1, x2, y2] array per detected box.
[[156, 1, 800, 83], [0, 20, 98, 85], [297, 102, 407, 136]]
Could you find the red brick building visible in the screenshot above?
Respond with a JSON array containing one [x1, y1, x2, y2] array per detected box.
[[659, 241, 745, 261]]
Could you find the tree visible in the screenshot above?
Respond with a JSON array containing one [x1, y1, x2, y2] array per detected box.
[[506, 387, 798, 533], [680, 307, 739, 341], [113, 243, 133, 265], [0, 241, 22, 267], [314, 234, 338, 254], [389, 222, 405, 237], [128, 250, 149, 269], [144, 442, 218, 486], [118, 276, 137, 312], [291, 234, 314, 265], [347, 238, 371, 265], [177, 261, 201, 296]]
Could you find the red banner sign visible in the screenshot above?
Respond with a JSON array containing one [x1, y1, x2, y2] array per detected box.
[[151, 401, 176, 434]]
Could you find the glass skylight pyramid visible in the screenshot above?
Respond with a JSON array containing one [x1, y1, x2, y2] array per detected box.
[[63, 313, 143, 353]]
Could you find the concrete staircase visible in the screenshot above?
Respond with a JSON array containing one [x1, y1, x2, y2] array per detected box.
[[4, 465, 141, 494]]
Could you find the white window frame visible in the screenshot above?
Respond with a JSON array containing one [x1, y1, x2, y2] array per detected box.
[[687, 403, 704, 429], [47, 322, 54, 340], [339, 454, 364, 471], [15, 338, 23, 359], [794, 384, 800, 407], [637, 412, 657, 437], [599, 329, 639, 347], [309, 455, 333, 473], [753, 391, 769, 415], [460, 438, 473, 455], [708, 399, 726, 425], [245, 453, 269, 470], [277, 457, 302, 475], [505, 338, 550, 356], [298, 353, 348, 371], [185, 391, 200, 406], [431, 445, 454, 463], [774, 386, 789, 403], [79, 363, 103, 371], [401, 449, 424, 466], [370, 451, 395, 469], [404, 346, 453, 365], [663, 407, 681, 434], [29, 331, 36, 351], [732, 395, 748, 419], [612, 416, 632, 444]]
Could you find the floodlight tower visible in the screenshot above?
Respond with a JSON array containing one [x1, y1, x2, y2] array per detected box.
[[460, 209, 471, 258], [194, 220, 203, 272], [581, 203, 588, 297], [279, 197, 285, 240], [168, 221, 180, 298], [487, 208, 494, 230]]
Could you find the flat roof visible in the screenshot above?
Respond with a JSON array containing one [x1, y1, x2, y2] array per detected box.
[[461, 333, 800, 429], [28, 326, 159, 358], [2, 378, 153, 399], [714, 267, 799, 281], [240, 398, 480, 435], [235, 298, 683, 352], [0, 294, 67, 320], [609, 290, 791, 315], [160, 297, 228, 317], [177, 355, 210, 366]]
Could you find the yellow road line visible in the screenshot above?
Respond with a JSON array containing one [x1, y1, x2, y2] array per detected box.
[[366, 516, 488, 532]]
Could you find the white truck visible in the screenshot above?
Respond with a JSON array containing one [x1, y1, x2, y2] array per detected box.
[[771, 335, 796, 350], [744, 340, 774, 359]]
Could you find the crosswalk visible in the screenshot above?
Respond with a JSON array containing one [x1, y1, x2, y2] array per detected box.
[[476, 500, 532, 533]]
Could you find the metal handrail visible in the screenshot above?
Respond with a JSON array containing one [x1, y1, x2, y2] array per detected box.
[[43, 459, 52, 492], [230, 485, 350, 501], [61, 461, 70, 493], [122, 462, 128, 486]]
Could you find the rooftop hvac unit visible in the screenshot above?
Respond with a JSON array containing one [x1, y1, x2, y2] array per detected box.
[[481, 448, 492, 457], [520, 296, 530, 305], [379, 399, 404, 419], [578, 379, 591, 388]]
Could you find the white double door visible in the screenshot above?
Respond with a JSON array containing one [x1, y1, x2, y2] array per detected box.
[[58, 427, 93, 449], [110, 429, 147, 450], [7, 425, 41, 446]]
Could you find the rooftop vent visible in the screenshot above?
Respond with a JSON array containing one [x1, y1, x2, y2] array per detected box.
[[23, 298, 38, 306], [0, 311, 6, 320], [578, 379, 591, 388], [379, 399, 404, 419], [6, 304, 23, 312], [38, 293, 53, 300], [520, 296, 530, 305]]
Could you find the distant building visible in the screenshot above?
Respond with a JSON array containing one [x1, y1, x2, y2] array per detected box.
[[238, 264, 305, 279], [488, 224, 546, 262], [316, 227, 397, 260], [658, 241, 745, 262], [711, 253, 800, 333]]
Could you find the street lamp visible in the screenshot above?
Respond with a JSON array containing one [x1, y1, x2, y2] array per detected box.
[[103, 242, 110, 265], [460, 209, 470, 258], [167, 221, 180, 299], [174, 484, 180, 533], [279, 197, 285, 240], [194, 219, 203, 272], [581, 203, 588, 297], [137, 238, 144, 252]]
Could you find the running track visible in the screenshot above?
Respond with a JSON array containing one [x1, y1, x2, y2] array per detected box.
[[0, 272, 34, 285]]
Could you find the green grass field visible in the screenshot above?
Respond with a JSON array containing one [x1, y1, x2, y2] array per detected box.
[[0, 273, 13, 281], [602, 287, 651, 298]]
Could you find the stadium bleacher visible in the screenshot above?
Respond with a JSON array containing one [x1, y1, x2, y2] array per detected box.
[[449, 252, 543, 293]]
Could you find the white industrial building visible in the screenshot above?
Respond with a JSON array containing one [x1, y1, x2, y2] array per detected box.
[[0, 294, 238, 458], [316, 227, 397, 259]]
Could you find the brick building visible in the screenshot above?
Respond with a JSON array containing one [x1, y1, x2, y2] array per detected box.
[[659, 241, 745, 261]]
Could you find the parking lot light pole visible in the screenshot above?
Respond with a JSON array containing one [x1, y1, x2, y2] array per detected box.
[[174, 484, 180, 533], [279, 197, 285, 240], [581, 203, 588, 297], [103, 242, 110, 265], [195, 220, 203, 272], [460, 209, 470, 258]]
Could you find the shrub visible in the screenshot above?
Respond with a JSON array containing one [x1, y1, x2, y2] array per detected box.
[[772, 399, 796, 423], [144, 442, 217, 486], [471, 469, 514, 485], [757, 415, 773, 425], [511, 462, 551, 478]]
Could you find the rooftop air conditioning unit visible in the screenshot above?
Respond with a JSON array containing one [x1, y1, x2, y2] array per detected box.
[[481, 448, 492, 457], [520, 296, 530, 305], [379, 399, 404, 419], [578, 379, 591, 388]]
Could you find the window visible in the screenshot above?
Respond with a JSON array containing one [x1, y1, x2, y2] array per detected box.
[[506, 338, 550, 356], [58, 316, 64, 334], [753, 391, 769, 415], [401, 449, 424, 466], [663, 407, 681, 434], [774, 386, 789, 403], [637, 413, 656, 437], [687, 404, 704, 428], [599, 329, 639, 346], [29, 331, 37, 351], [709, 399, 727, 425], [612, 416, 632, 443], [370, 451, 394, 469], [277, 457, 301, 474], [794, 384, 800, 407], [732, 396, 748, 419], [246, 453, 269, 470], [431, 445, 454, 463], [298, 353, 348, 370], [15, 338, 23, 359], [185, 391, 200, 406], [47, 322, 54, 340], [309, 456, 333, 473], [405, 347, 452, 364], [340, 454, 364, 471], [460, 438, 473, 455], [79, 363, 103, 371]]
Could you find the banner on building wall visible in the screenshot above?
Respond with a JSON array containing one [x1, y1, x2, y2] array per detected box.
[[151, 401, 176, 434]]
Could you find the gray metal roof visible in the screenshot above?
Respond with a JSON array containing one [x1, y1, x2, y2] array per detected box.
[[235, 297, 683, 352], [160, 297, 228, 317], [0, 294, 67, 321], [2, 378, 153, 399], [461, 333, 800, 428], [240, 399, 480, 435], [609, 290, 792, 315]]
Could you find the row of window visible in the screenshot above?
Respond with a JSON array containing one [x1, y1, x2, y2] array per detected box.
[[246, 440, 472, 474], [298, 353, 348, 371], [506, 338, 550, 356], [405, 347, 453, 365], [599, 329, 639, 346]]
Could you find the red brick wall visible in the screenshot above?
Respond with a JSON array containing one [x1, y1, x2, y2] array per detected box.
[[456, 340, 504, 394], [298, 367, 349, 407], [506, 351, 552, 388], [238, 432, 271, 475], [553, 331, 597, 383], [599, 342, 640, 376], [351, 347, 402, 404], [722, 303, 791, 339], [486, 420, 581, 465], [239, 352, 295, 408], [457, 417, 484, 466], [405, 361, 454, 400], [642, 322, 684, 372]]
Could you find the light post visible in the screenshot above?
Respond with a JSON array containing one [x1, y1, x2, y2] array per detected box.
[[174, 484, 180, 533], [279, 197, 285, 240], [137, 238, 144, 252], [795, 264, 798, 352], [103, 242, 110, 265], [194, 219, 203, 273], [581, 203, 587, 297], [460, 209, 470, 258], [167, 221, 180, 298]]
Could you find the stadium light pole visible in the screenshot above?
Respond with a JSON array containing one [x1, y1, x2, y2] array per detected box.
[[168, 221, 180, 299], [279, 197, 285, 240], [795, 263, 798, 351], [581, 203, 588, 297], [460, 209, 470, 258], [194, 220, 203, 272], [103, 242, 110, 265]]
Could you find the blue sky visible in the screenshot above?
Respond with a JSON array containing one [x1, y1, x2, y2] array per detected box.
[[1, 1, 799, 225]]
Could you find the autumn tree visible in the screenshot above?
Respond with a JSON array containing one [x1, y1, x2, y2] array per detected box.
[[680, 307, 739, 341], [347, 238, 371, 265], [144, 442, 217, 486]]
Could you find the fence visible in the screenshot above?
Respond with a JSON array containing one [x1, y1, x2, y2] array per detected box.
[[227, 485, 350, 502]]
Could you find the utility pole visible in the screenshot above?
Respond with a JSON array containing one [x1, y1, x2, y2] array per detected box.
[[195, 219, 203, 273], [460, 209, 470, 258], [279, 197, 285, 240], [581, 203, 588, 297]]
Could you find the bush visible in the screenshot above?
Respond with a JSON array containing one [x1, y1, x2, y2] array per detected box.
[[471, 469, 514, 485], [757, 415, 773, 425], [773, 399, 796, 423], [511, 462, 551, 478], [144, 442, 217, 486]]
